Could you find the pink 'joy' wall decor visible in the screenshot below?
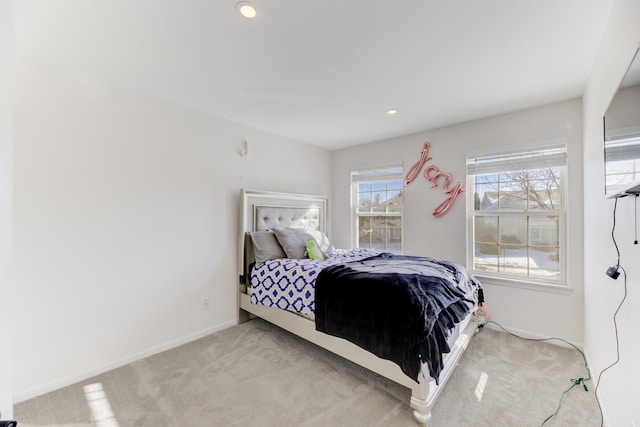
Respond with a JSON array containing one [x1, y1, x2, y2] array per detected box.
[[404, 141, 465, 217]]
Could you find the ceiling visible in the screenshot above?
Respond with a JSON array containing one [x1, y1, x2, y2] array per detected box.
[[14, 0, 614, 150]]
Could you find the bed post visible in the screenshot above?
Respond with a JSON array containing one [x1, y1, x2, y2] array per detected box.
[[238, 305, 250, 324], [410, 372, 432, 426], [238, 273, 251, 324], [238, 192, 251, 325], [238, 281, 251, 324]]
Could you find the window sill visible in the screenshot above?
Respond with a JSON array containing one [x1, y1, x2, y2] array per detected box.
[[473, 273, 574, 295]]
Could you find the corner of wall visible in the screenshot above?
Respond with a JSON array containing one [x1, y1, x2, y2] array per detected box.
[[0, 0, 15, 418]]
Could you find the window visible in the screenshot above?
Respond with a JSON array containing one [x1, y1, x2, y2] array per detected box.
[[466, 142, 567, 285], [351, 166, 403, 253]]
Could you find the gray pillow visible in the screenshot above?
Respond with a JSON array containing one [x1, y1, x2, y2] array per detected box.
[[272, 228, 314, 259], [249, 231, 286, 263]]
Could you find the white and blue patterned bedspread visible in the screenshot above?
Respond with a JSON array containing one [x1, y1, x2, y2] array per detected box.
[[249, 248, 377, 317]]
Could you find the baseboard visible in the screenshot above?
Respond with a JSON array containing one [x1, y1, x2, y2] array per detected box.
[[582, 350, 610, 426], [13, 319, 237, 403], [482, 321, 585, 351]]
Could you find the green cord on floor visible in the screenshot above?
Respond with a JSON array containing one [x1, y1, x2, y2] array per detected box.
[[540, 377, 589, 426], [479, 320, 593, 426]]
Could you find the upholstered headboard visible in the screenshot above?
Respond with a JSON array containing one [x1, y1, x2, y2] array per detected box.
[[238, 189, 329, 279], [254, 205, 321, 231]]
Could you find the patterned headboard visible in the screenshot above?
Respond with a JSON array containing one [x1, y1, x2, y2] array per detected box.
[[238, 189, 328, 278]]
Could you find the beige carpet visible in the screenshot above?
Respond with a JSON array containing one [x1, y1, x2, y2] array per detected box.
[[14, 319, 601, 426]]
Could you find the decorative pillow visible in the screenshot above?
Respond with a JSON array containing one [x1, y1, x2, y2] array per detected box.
[[249, 231, 286, 263], [305, 239, 324, 261], [272, 227, 314, 259], [306, 229, 335, 254]]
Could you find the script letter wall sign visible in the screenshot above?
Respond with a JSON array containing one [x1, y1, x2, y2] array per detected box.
[[404, 141, 465, 217]]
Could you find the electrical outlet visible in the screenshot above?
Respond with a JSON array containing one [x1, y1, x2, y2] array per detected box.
[[202, 297, 210, 310]]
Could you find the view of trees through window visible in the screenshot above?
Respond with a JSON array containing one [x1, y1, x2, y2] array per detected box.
[[471, 167, 562, 281], [352, 167, 403, 253]]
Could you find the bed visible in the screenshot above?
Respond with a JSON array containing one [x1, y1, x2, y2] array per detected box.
[[237, 189, 484, 426]]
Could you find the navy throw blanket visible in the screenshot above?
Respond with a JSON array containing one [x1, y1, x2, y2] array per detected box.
[[315, 253, 484, 384]]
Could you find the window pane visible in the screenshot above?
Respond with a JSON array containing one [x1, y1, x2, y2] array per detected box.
[[358, 238, 371, 249], [474, 216, 497, 244], [473, 243, 498, 273], [386, 216, 402, 228], [529, 216, 559, 246], [498, 191, 527, 211], [529, 246, 560, 279], [476, 173, 499, 184], [388, 227, 402, 248], [388, 194, 402, 212], [358, 192, 372, 208], [499, 216, 527, 245], [498, 244, 527, 276], [388, 189, 403, 204], [387, 180, 403, 190], [498, 178, 522, 193], [370, 227, 387, 250], [498, 170, 524, 182], [372, 190, 387, 205], [358, 182, 372, 192], [359, 216, 370, 230], [474, 183, 499, 211], [528, 179, 560, 211], [372, 182, 387, 191], [370, 216, 385, 228], [358, 216, 371, 248]]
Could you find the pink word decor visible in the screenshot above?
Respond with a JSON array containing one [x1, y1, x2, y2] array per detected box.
[[404, 141, 465, 217]]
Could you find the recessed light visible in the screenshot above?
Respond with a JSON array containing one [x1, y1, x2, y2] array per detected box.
[[387, 108, 398, 115], [236, 1, 257, 19]]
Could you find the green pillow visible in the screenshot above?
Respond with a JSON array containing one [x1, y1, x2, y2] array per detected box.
[[304, 239, 324, 261]]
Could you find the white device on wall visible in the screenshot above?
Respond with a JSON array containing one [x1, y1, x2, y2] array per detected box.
[[606, 179, 640, 199]]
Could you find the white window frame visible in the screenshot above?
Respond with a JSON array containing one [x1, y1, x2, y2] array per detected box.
[[351, 166, 403, 253], [466, 140, 568, 289]]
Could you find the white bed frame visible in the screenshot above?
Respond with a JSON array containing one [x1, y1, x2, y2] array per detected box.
[[237, 189, 480, 426]]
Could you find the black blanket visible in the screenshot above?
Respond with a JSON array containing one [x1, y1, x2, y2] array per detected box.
[[315, 253, 484, 384]]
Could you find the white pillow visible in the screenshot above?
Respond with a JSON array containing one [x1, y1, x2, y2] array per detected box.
[[305, 229, 335, 254]]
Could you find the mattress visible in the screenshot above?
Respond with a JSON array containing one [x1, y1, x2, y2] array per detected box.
[[249, 248, 376, 317]]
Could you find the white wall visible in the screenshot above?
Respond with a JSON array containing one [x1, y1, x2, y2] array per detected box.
[[583, 0, 640, 425], [12, 57, 332, 401], [332, 99, 585, 342], [0, 0, 14, 419]]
